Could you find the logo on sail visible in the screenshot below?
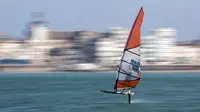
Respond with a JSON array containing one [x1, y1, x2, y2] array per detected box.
[[129, 60, 140, 73]]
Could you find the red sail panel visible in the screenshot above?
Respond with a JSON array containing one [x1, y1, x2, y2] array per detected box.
[[125, 7, 144, 49], [116, 79, 140, 89], [115, 73, 141, 89]]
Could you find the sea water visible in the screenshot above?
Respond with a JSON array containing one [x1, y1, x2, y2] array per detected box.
[[0, 72, 200, 112]]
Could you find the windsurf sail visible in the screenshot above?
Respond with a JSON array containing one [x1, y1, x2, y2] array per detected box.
[[114, 7, 144, 91]]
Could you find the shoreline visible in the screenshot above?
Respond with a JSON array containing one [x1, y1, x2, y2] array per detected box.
[[1, 64, 200, 73], [1, 70, 200, 74]]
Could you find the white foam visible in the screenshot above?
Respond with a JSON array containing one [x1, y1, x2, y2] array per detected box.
[[131, 99, 160, 103]]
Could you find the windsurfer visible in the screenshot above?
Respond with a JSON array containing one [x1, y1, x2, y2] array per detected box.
[[121, 89, 127, 95], [127, 89, 134, 95], [100, 7, 144, 104], [120, 89, 134, 95]]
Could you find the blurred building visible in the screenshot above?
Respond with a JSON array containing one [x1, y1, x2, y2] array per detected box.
[[3, 15, 200, 72], [48, 30, 75, 67], [51, 30, 99, 71], [141, 28, 177, 65], [0, 33, 24, 59], [16, 19, 56, 66], [95, 27, 129, 69], [172, 46, 199, 65], [174, 40, 200, 65]]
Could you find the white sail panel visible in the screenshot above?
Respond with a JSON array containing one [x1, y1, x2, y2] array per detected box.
[[118, 46, 140, 80]]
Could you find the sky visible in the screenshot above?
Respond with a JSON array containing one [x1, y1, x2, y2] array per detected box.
[[0, 0, 199, 41]]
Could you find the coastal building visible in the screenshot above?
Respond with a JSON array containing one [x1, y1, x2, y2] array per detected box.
[[95, 27, 129, 69], [141, 28, 177, 65], [68, 31, 99, 70], [0, 33, 25, 59], [3, 16, 200, 72], [48, 30, 100, 71], [22, 20, 50, 65], [48, 30, 74, 67], [175, 40, 200, 65], [95, 37, 120, 67], [141, 35, 156, 64], [172, 46, 200, 65]]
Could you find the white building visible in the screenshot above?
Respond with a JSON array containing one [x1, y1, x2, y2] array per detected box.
[[141, 35, 157, 64], [141, 28, 177, 65], [0, 41, 24, 59], [172, 46, 200, 65], [22, 21, 50, 64], [95, 27, 129, 67]]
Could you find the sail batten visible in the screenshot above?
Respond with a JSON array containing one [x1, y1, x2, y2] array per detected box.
[[126, 50, 140, 56], [118, 69, 139, 78], [114, 7, 144, 91]]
